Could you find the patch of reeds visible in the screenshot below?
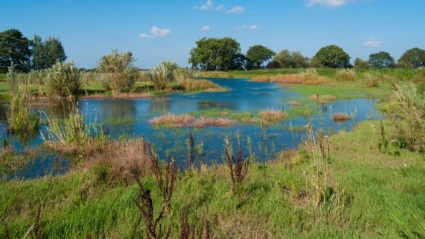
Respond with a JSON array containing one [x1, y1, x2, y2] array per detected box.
[[43, 104, 107, 155], [178, 79, 223, 92], [6, 84, 39, 132], [251, 74, 304, 84], [258, 109, 287, 123], [309, 94, 337, 103], [148, 60, 178, 90], [336, 69, 357, 82], [149, 114, 237, 128], [333, 113, 351, 122], [45, 61, 82, 97]]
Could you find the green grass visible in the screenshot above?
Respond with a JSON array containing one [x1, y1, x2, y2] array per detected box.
[[286, 84, 391, 99], [1, 120, 424, 238]]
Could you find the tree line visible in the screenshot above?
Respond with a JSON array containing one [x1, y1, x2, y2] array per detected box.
[[189, 37, 425, 71], [0, 29, 66, 73]]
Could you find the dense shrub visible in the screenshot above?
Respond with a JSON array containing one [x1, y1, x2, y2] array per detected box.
[[97, 49, 139, 94], [45, 62, 81, 97], [148, 60, 178, 90]]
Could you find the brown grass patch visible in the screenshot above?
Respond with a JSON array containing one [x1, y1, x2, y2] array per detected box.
[[149, 114, 236, 128], [309, 94, 337, 102], [83, 138, 151, 183], [333, 113, 351, 122], [251, 74, 303, 84], [258, 109, 288, 123], [289, 101, 302, 106], [303, 76, 329, 85]]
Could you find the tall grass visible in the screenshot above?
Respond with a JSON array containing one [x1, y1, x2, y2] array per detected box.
[[335, 69, 357, 82], [45, 62, 81, 97], [6, 84, 39, 132], [148, 60, 178, 90]]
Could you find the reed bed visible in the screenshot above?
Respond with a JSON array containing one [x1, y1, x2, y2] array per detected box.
[[333, 113, 351, 122], [149, 114, 236, 128], [309, 94, 337, 102], [251, 74, 304, 84], [178, 79, 224, 92], [258, 109, 288, 123]]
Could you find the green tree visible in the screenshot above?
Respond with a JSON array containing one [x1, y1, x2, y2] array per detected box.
[[311, 45, 350, 68], [31, 35, 67, 70], [354, 57, 369, 69], [0, 29, 32, 73], [369, 51, 395, 69], [98, 49, 139, 94], [246, 45, 275, 69], [398, 47, 425, 68], [189, 37, 242, 71], [274, 49, 309, 68]]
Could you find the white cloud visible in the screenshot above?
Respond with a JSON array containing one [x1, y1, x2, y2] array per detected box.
[[193, 0, 244, 13], [140, 26, 172, 38], [306, 0, 369, 8], [200, 25, 210, 32], [363, 37, 385, 47], [237, 24, 259, 30], [306, 0, 347, 8], [227, 6, 245, 13]]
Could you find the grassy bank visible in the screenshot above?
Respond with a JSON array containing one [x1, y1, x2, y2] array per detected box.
[[1, 120, 424, 238]]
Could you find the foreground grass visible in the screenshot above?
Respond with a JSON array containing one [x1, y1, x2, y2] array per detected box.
[[1, 120, 424, 238]]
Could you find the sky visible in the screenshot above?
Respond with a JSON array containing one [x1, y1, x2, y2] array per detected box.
[[1, 0, 424, 69]]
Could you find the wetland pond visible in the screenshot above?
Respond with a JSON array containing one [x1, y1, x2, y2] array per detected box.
[[0, 78, 381, 179]]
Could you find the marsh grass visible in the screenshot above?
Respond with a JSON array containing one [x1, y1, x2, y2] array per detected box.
[[149, 114, 237, 128], [333, 113, 351, 122], [43, 104, 107, 155], [6, 84, 39, 132], [258, 109, 287, 124], [335, 69, 357, 82], [177, 79, 223, 92], [309, 94, 337, 103]]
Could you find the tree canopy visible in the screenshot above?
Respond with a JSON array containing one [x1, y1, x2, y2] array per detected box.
[[311, 45, 350, 68], [398, 47, 425, 68], [31, 35, 67, 70], [273, 49, 309, 68], [353, 58, 369, 69], [189, 37, 242, 71], [369, 51, 395, 68], [246, 45, 275, 69], [0, 29, 32, 73]]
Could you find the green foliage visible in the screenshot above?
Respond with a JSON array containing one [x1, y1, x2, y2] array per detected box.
[[45, 61, 81, 97], [335, 69, 357, 81], [174, 67, 193, 83], [354, 57, 369, 69], [189, 37, 243, 71], [312, 45, 351, 68], [389, 84, 425, 152], [369, 51, 395, 69], [246, 45, 275, 69], [97, 49, 139, 94], [31, 35, 67, 70], [7, 84, 39, 132], [398, 47, 425, 68], [0, 29, 32, 73], [273, 49, 309, 68], [148, 60, 178, 90]]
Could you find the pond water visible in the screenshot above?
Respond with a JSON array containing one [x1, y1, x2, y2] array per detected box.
[[0, 78, 381, 179]]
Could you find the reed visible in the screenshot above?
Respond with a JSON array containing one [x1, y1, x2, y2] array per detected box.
[[333, 113, 351, 122]]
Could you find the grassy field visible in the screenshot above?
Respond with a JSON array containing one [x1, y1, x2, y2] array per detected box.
[[1, 120, 424, 238]]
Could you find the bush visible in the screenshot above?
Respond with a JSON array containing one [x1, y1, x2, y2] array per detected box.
[[148, 60, 178, 90], [45, 62, 81, 97], [174, 68, 194, 83], [97, 49, 139, 94]]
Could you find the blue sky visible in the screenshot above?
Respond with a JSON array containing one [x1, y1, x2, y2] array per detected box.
[[1, 0, 424, 69]]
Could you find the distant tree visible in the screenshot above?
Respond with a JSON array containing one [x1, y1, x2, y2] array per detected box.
[[0, 29, 32, 73], [354, 57, 369, 69], [312, 45, 350, 68], [274, 49, 309, 68], [369, 51, 395, 69], [189, 37, 243, 71], [31, 35, 67, 70], [246, 45, 275, 69], [398, 47, 425, 68], [266, 60, 281, 69]]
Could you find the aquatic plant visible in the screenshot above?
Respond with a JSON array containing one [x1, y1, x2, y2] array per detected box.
[[309, 94, 337, 103], [258, 109, 287, 123], [333, 113, 351, 122], [7, 84, 39, 132], [45, 61, 81, 97]]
